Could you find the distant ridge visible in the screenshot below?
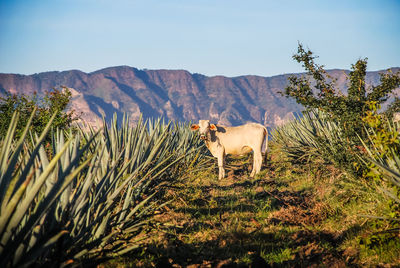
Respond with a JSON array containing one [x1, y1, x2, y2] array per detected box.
[[0, 66, 399, 127]]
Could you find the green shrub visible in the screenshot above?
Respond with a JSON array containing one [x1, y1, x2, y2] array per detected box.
[[283, 44, 400, 150], [0, 87, 76, 141], [281, 44, 400, 177], [361, 102, 400, 222]]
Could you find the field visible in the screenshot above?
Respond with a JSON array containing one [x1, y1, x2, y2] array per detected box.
[[1, 108, 400, 267], [105, 143, 400, 267]]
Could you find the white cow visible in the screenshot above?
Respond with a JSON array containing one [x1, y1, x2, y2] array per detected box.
[[191, 120, 268, 179]]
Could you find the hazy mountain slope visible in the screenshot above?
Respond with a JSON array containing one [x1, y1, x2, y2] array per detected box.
[[0, 66, 398, 127]]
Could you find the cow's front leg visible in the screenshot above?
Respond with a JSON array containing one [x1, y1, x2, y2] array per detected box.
[[217, 150, 225, 180]]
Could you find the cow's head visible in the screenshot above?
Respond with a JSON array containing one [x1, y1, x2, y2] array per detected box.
[[190, 120, 217, 140]]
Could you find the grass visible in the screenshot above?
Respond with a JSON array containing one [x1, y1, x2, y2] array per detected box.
[[102, 142, 400, 267]]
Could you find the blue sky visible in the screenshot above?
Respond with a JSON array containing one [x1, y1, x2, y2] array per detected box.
[[0, 0, 399, 77]]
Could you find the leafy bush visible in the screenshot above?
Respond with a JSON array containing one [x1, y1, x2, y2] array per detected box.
[[283, 44, 400, 146], [361, 102, 400, 222], [0, 87, 76, 140], [281, 44, 400, 177]]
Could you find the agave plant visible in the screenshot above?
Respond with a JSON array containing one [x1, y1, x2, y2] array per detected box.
[[0, 110, 94, 267], [0, 111, 208, 267], [58, 115, 209, 263], [272, 109, 347, 163]]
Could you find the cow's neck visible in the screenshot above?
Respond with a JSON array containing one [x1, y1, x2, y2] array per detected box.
[[204, 131, 218, 147], [204, 131, 221, 155], [210, 131, 218, 142]]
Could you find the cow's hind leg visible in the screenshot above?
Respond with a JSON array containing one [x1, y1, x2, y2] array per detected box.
[[217, 150, 225, 180], [250, 150, 263, 177]]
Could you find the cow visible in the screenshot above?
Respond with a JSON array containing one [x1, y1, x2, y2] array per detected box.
[[191, 120, 268, 180]]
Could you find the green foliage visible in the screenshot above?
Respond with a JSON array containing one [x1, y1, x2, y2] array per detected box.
[[281, 44, 400, 178], [0, 86, 76, 140], [0, 111, 207, 267], [384, 97, 400, 119], [284, 44, 400, 145], [358, 231, 400, 263], [361, 102, 400, 222]]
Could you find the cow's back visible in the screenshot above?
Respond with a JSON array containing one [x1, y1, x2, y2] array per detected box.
[[216, 123, 266, 155]]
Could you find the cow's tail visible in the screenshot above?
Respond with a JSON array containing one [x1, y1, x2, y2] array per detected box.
[[263, 126, 268, 163]]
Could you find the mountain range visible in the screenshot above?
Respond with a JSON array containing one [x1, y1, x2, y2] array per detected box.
[[0, 66, 399, 127]]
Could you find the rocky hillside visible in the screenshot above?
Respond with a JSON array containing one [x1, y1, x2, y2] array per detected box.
[[0, 66, 398, 127]]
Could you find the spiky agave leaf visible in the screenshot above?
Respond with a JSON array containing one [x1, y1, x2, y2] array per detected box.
[[0, 111, 95, 268], [42, 113, 209, 263], [1, 111, 209, 266], [272, 109, 347, 164]]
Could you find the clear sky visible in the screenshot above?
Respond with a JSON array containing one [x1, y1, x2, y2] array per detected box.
[[0, 0, 399, 77]]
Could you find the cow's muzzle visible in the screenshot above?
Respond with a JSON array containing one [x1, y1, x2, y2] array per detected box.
[[200, 135, 208, 141]]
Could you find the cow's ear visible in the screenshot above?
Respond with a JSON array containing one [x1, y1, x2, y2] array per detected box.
[[209, 124, 217, 131], [190, 124, 199, 131]]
